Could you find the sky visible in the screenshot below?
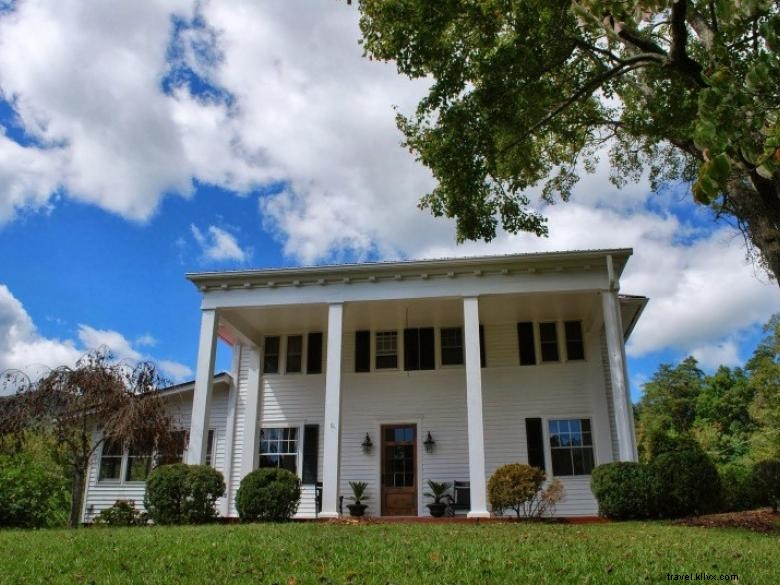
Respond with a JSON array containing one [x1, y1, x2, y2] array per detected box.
[[0, 0, 779, 400]]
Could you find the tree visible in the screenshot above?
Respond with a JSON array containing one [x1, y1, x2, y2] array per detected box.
[[356, 1, 780, 281], [0, 351, 175, 528], [746, 315, 780, 459]]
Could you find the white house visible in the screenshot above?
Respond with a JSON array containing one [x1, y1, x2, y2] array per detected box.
[[82, 249, 646, 521]]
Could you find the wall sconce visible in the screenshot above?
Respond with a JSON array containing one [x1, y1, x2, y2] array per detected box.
[[424, 431, 436, 453], [361, 433, 373, 453]]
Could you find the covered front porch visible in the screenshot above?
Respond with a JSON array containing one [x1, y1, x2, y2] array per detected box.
[[184, 251, 643, 518]]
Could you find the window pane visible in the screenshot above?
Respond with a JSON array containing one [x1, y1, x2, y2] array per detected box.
[[99, 440, 122, 481], [259, 427, 298, 475], [564, 321, 585, 360], [440, 327, 464, 365], [551, 449, 573, 476], [376, 331, 398, 369], [539, 322, 559, 362], [549, 418, 595, 476], [286, 335, 303, 373], [264, 336, 280, 374]]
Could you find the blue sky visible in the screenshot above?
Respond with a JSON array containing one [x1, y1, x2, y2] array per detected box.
[[0, 1, 778, 400]]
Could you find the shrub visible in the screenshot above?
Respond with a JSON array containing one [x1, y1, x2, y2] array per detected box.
[[0, 452, 69, 528], [236, 468, 300, 521], [753, 459, 780, 513], [487, 463, 549, 518], [144, 464, 225, 525], [719, 464, 758, 512], [591, 462, 657, 519], [652, 450, 721, 518], [93, 500, 147, 526], [642, 428, 702, 463]]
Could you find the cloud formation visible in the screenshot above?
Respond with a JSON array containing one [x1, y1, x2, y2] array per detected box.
[[0, 284, 192, 383], [0, 0, 777, 368]]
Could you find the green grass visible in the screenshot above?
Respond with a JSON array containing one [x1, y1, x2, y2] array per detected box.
[[0, 521, 776, 584]]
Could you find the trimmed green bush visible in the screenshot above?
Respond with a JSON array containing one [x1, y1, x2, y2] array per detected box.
[[94, 500, 147, 526], [652, 450, 721, 518], [753, 458, 780, 512], [487, 463, 546, 517], [718, 463, 758, 512], [144, 464, 225, 525], [591, 462, 657, 519], [236, 468, 300, 521]]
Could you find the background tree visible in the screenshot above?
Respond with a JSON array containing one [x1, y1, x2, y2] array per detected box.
[[0, 351, 175, 528], [356, 0, 780, 281], [746, 315, 780, 459]]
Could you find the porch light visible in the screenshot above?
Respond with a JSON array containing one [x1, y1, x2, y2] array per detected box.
[[361, 433, 373, 453], [424, 432, 436, 453]]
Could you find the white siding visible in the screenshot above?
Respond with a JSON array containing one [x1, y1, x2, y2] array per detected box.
[[227, 347, 253, 517], [82, 386, 230, 522]]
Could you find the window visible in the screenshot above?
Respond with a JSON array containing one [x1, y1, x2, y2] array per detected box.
[[259, 427, 298, 474], [98, 440, 123, 481], [517, 322, 536, 365], [539, 322, 559, 362], [404, 327, 434, 371], [125, 443, 153, 481], [525, 418, 546, 472], [564, 321, 585, 361], [264, 336, 280, 373], [307, 332, 323, 374], [440, 327, 464, 366], [355, 330, 371, 372], [159, 430, 188, 465], [205, 430, 216, 467], [375, 331, 398, 369], [286, 335, 303, 373], [548, 419, 595, 476]]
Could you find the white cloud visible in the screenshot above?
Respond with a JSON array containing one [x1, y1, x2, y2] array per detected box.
[[135, 334, 157, 347], [691, 339, 742, 371], [0, 0, 778, 368], [0, 284, 192, 384], [191, 224, 250, 263]]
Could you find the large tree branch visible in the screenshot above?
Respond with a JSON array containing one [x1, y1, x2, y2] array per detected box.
[[669, 1, 707, 86], [687, 5, 716, 49]]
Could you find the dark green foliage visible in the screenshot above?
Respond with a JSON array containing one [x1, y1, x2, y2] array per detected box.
[[236, 468, 301, 521], [719, 464, 759, 512], [144, 464, 225, 525], [753, 459, 780, 512], [93, 500, 147, 527], [642, 428, 702, 463], [0, 450, 70, 528], [651, 450, 721, 518], [591, 462, 657, 520]]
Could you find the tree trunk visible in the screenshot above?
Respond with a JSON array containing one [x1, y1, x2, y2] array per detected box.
[[726, 172, 780, 285], [69, 465, 85, 528]]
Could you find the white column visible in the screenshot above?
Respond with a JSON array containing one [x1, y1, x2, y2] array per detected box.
[[601, 291, 637, 462], [187, 309, 218, 464], [320, 303, 344, 518], [240, 345, 262, 477], [463, 296, 490, 518]]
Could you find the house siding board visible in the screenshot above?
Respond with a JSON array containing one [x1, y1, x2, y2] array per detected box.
[[82, 387, 230, 522], [228, 347, 253, 517]]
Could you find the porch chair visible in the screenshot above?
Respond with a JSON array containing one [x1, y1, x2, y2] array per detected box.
[[445, 481, 471, 517]]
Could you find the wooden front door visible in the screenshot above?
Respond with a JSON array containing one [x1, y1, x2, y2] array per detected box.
[[381, 424, 417, 516]]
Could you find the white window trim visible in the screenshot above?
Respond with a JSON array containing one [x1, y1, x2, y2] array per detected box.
[[374, 330, 401, 371], [438, 326, 466, 369], [542, 415, 597, 478], [257, 423, 303, 480]]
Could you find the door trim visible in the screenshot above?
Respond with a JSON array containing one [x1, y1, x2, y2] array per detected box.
[[379, 422, 419, 516]]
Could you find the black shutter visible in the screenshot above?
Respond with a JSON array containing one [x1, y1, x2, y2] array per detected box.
[[517, 322, 536, 366], [355, 331, 370, 372], [306, 332, 323, 374], [404, 328, 419, 371], [302, 424, 319, 484], [525, 418, 546, 472], [419, 327, 435, 370], [564, 321, 585, 361], [479, 324, 486, 368]]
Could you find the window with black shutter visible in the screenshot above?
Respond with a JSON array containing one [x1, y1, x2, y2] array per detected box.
[[564, 321, 585, 361], [525, 418, 546, 472], [307, 332, 323, 374], [404, 327, 434, 371], [286, 335, 303, 373], [302, 424, 319, 484], [517, 322, 536, 366], [263, 336, 280, 373], [440, 327, 464, 366], [539, 322, 559, 362], [479, 324, 486, 368], [355, 330, 371, 372]]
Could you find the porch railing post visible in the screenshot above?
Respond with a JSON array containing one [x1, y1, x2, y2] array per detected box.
[[320, 302, 344, 518], [463, 296, 490, 518]]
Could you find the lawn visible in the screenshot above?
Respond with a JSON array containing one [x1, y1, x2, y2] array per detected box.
[[0, 521, 777, 584]]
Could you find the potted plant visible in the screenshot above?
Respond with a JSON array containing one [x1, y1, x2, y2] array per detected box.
[[346, 481, 368, 517], [424, 480, 452, 518]]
